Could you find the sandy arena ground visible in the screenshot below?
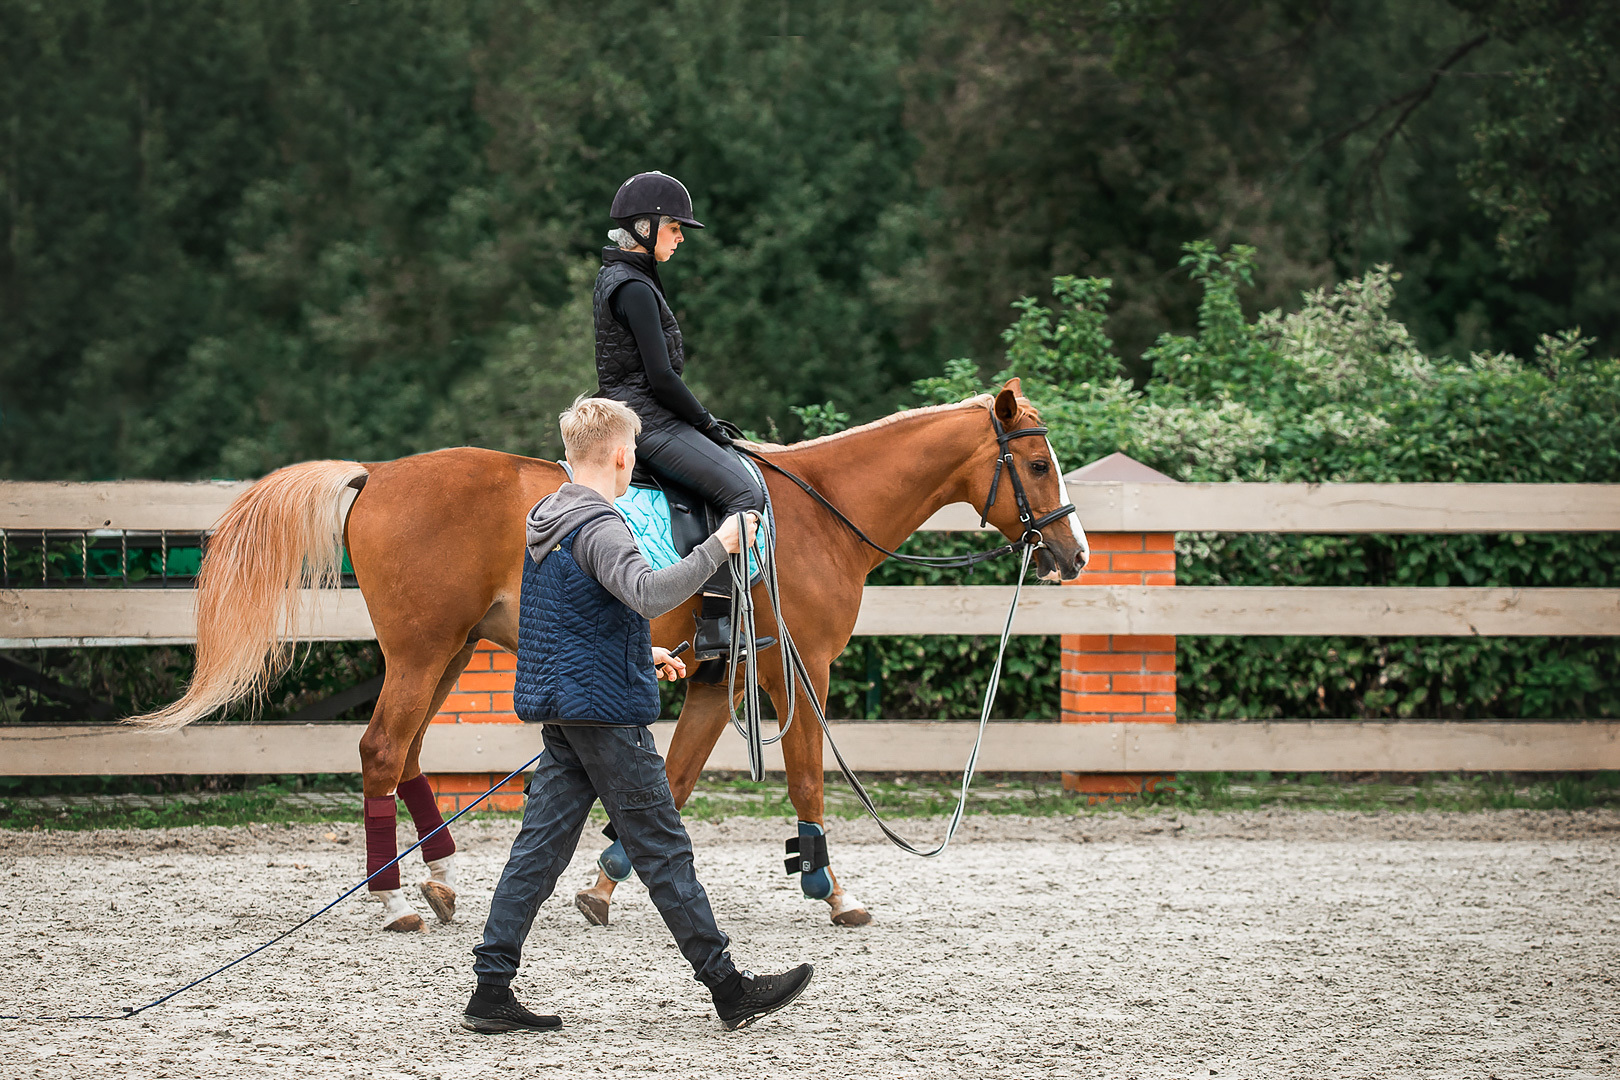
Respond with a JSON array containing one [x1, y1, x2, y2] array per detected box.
[[2, 809, 1618, 1079]]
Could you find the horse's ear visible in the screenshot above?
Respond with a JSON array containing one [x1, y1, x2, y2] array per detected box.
[[994, 379, 1021, 425]]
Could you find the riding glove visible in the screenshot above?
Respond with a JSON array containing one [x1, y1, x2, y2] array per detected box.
[[699, 416, 734, 448]]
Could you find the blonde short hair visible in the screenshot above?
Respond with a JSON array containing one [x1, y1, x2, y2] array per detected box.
[[560, 395, 641, 465]]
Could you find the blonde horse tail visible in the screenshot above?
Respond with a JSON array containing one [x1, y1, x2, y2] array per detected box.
[[126, 460, 371, 731]]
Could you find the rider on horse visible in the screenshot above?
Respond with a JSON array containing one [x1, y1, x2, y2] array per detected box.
[[593, 170, 769, 662]]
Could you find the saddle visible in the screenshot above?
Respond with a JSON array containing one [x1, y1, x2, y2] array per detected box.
[[559, 456, 769, 580]]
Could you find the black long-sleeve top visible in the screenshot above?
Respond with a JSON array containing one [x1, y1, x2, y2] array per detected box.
[[609, 279, 710, 429]]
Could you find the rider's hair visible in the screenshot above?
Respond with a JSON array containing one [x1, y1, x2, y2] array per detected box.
[[608, 214, 675, 250], [560, 395, 642, 466]]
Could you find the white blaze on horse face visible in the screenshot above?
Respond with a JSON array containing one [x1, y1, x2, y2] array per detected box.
[[1042, 437, 1088, 576]]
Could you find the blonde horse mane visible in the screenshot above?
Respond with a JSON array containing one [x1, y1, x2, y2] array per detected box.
[[126, 460, 369, 730], [743, 394, 996, 453]]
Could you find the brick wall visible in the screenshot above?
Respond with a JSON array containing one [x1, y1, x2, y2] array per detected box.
[[425, 641, 526, 812], [1059, 531, 1178, 801], [1057, 452, 1181, 802], [1060, 532, 1177, 722]]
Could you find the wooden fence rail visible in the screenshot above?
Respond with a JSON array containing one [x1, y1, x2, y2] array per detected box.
[[5, 584, 1616, 648], [6, 479, 1620, 533], [5, 721, 1617, 775]]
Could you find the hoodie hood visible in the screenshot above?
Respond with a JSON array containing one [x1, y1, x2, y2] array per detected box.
[[526, 484, 623, 564]]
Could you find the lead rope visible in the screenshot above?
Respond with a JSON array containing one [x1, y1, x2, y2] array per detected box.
[[0, 752, 547, 1022], [726, 509, 1034, 856], [726, 510, 797, 780]]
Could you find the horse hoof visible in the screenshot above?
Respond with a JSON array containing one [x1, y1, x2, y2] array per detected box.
[[828, 891, 872, 927], [384, 912, 425, 933], [374, 887, 424, 932], [575, 891, 611, 926], [420, 880, 456, 924]]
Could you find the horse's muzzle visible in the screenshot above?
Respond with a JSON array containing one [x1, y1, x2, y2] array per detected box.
[[1035, 537, 1087, 583]]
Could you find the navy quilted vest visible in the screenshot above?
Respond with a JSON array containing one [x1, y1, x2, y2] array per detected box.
[[513, 526, 660, 726]]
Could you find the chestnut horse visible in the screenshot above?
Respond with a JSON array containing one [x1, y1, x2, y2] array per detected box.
[[131, 380, 1087, 931]]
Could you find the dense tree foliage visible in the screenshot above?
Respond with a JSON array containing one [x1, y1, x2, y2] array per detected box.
[[3, 0, 1616, 477], [0, 0, 931, 477]]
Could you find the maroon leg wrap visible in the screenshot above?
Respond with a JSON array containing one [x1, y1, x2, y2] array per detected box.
[[364, 795, 401, 891], [397, 774, 456, 862]]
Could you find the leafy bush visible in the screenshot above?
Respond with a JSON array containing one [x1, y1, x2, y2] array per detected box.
[[828, 242, 1619, 720]]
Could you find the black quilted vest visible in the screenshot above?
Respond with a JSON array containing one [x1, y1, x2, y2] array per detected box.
[[594, 248, 686, 436]]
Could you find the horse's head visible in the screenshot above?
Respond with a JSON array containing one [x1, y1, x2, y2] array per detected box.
[[970, 379, 1089, 582]]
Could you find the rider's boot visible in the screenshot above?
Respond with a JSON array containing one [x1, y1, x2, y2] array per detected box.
[[693, 592, 775, 662]]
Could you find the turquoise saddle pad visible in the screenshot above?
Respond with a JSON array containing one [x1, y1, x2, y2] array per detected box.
[[612, 459, 770, 576], [614, 485, 685, 571]]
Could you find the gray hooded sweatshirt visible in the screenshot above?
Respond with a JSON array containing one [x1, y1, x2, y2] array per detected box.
[[525, 483, 727, 619]]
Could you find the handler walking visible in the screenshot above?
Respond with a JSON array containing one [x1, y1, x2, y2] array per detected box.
[[463, 396, 812, 1033]]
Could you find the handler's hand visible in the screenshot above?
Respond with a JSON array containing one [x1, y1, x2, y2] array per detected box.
[[715, 511, 759, 555], [652, 646, 687, 682]]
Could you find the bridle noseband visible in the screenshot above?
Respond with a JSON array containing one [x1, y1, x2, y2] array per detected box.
[[979, 412, 1077, 549]]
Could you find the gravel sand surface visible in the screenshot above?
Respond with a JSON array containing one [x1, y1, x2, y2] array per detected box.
[[3, 809, 1617, 1079]]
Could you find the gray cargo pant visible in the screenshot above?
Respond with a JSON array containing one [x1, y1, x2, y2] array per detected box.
[[471, 723, 737, 989]]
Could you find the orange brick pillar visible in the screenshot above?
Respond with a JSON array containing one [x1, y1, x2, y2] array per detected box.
[[424, 640, 528, 812], [1060, 454, 1178, 802]]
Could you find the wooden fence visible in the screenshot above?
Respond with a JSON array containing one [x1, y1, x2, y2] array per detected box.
[[2, 478, 1617, 774]]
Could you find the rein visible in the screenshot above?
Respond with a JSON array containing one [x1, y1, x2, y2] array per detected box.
[[737, 410, 1076, 568], [724, 408, 1074, 854], [725, 508, 1036, 857]]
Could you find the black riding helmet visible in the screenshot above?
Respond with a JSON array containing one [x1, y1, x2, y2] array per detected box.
[[612, 171, 704, 249]]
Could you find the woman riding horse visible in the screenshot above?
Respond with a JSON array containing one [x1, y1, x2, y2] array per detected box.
[[593, 171, 768, 661]]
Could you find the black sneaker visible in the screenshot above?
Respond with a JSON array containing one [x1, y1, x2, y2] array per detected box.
[[460, 985, 562, 1033], [714, 965, 814, 1031]]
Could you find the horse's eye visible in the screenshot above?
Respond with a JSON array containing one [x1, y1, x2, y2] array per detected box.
[[1029, 460, 1050, 475]]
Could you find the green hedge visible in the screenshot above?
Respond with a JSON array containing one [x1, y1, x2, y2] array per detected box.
[[825, 243, 1619, 720]]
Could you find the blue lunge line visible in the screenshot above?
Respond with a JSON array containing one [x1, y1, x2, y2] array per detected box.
[[0, 751, 547, 1023]]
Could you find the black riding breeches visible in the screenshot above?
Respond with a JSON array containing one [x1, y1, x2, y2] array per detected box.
[[638, 424, 766, 516]]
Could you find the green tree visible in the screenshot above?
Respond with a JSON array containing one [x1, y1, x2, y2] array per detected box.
[[0, 0, 935, 479], [901, 0, 1620, 378]]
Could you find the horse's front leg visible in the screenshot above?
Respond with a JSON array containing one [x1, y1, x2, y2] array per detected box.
[[767, 655, 873, 927], [574, 674, 736, 926]]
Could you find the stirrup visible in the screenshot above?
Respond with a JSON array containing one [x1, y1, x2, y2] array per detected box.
[[693, 613, 775, 662]]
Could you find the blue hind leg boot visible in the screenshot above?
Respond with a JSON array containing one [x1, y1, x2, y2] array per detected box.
[[598, 838, 633, 883], [784, 821, 833, 900]]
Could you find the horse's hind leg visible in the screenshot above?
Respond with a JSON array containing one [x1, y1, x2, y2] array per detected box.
[[395, 639, 480, 924], [768, 658, 872, 927], [360, 645, 469, 932]]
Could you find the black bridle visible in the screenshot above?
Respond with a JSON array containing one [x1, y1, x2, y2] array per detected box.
[[979, 411, 1079, 544], [738, 410, 1077, 570]]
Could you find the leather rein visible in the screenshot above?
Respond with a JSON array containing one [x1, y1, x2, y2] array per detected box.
[[737, 410, 1077, 569]]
